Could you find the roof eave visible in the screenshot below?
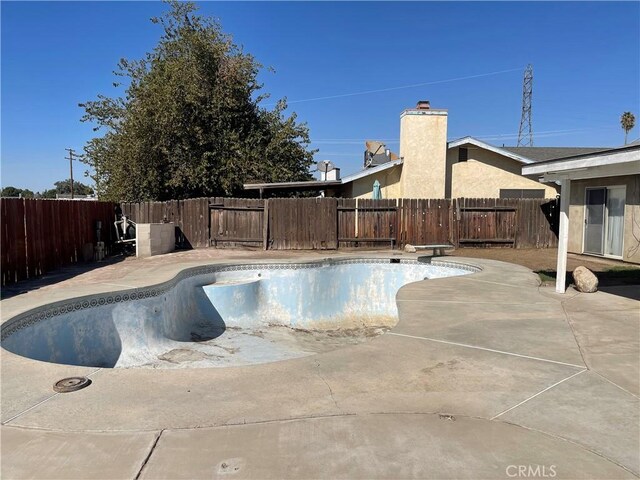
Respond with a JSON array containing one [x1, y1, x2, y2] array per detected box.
[[243, 180, 342, 190], [339, 159, 404, 184], [522, 146, 640, 181], [447, 136, 534, 164]]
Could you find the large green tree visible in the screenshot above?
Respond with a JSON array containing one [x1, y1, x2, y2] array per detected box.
[[80, 1, 315, 201], [40, 179, 94, 199], [1, 186, 34, 198]]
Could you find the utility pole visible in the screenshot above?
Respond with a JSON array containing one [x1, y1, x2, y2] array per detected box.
[[65, 148, 76, 199], [517, 64, 534, 147]]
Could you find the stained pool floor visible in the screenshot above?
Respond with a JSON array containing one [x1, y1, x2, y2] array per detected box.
[[1, 250, 638, 479], [147, 324, 390, 368]]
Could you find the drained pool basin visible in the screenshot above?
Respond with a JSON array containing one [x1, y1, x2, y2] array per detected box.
[[1, 259, 477, 368]]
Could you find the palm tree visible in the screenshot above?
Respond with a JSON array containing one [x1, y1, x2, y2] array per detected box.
[[620, 112, 635, 145]]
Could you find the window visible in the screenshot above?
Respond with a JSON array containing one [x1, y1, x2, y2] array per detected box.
[[500, 189, 545, 199], [458, 147, 468, 162]]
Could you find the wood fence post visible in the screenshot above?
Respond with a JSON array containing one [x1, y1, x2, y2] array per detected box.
[[263, 198, 269, 250], [514, 199, 521, 248], [396, 198, 401, 248], [453, 198, 461, 247]]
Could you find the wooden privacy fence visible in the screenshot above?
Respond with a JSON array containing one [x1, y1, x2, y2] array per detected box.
[[1, 198, 116, 286], [120, 198, 210, 248], [120, 197, 559, 251], [453, 197, 559, 248]]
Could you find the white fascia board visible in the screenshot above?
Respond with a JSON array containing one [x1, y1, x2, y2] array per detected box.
[[243, 180, 341, 189], [340, 159, 403, 184], [522, 148, 640, 179], [536, 161, 640, 182], [447, 137, 534, 164]]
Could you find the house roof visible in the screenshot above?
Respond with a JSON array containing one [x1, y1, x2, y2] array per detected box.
[[243, 159, 403, 192], [340, 159, 403, 184], [243, 180, 342, 191], [448, 136, 613, 164], [447, 137, 534, 164], [502, 146, 611, 162], [522, 143, 640, 181]]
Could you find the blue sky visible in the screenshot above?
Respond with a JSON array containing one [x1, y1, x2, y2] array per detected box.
[[2, 1, 639, 192]]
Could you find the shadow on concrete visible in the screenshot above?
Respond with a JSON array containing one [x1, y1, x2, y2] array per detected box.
[[598, 285, 640, 301], [536, 268, 640, 301], [1, 255, 127, 301]]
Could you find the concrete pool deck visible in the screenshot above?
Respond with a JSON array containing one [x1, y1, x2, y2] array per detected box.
[[1, 250, 638, 479]]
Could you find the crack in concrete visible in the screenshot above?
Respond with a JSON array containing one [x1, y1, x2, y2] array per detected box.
[[591, 370, 640, 400], [1, 368, 103, 425], [134, 429, 164, 480], [315, 361, 340, 411], [560, 297, 640, 400], [5, 411, 637, 475], [387, 332, 585, 369], [2, 393, 60, 426], [499, 419, 640, 478], [490, 369, 587, 420], [559, 299, 590, 368]]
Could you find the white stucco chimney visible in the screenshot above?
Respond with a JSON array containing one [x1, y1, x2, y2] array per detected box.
[[398, 100, 448, 199]]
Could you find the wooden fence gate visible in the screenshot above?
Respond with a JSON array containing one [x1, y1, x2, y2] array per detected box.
[[400, 198, 451, 247], [210, 198, 266, 248], [268, 198, 338, 250], [455, 198, 518, 247], [453, 198, 559, 248], [337, 199, 398, 248]]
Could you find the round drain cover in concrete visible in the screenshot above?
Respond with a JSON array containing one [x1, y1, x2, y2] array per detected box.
[[53, 377, 91, 393]]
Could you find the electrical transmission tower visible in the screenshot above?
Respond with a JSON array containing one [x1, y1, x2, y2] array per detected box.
[[517, 64, 533, 147]]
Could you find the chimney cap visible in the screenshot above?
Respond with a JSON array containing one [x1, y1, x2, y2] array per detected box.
[[416, 100, 431, 110]]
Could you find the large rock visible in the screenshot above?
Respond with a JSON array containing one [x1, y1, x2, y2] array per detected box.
[[404, 244, 417, 253], [573, 266, 598, 293]]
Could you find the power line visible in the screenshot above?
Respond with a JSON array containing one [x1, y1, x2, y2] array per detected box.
[[267, 67, 524, 106], [313, 125, 615, 146]]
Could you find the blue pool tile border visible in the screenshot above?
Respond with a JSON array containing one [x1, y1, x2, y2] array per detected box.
[[0, 258, 480, 341]]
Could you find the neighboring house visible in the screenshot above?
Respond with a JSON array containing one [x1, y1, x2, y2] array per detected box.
[[54, 194, 97, 201], [522, 144, 640, 289], [244, 100, 608, 200]]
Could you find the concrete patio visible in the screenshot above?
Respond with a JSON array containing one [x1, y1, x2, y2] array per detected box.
[[1, 250, 638, 479]]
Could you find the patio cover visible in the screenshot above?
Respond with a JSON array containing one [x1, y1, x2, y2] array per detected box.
[[522, 144, 640, 293]]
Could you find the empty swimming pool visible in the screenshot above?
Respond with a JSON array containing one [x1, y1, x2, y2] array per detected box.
[[1, 259, 477, 368]]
